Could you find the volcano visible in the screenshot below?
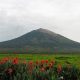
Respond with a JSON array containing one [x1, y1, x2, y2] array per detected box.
[[0, 28, 80, 53]]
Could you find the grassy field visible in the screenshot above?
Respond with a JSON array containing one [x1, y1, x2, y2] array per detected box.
[[0, 53, 80, 80], [0, 53, 80, 68]]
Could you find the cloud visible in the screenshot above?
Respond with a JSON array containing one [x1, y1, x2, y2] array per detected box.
[[0, 0, 80, 42]]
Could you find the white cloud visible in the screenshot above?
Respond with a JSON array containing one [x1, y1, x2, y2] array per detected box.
[[0, 0, 80, 42]]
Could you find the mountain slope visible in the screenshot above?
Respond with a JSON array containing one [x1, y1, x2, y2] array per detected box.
[[0, 28, 80, 53]]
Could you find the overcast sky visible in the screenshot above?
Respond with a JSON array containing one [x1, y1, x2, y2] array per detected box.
[[0, 0, 80, 42]]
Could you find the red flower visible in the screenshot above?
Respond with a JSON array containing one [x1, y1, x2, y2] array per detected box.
[[36, 61, 39, 65], [40, 67, 45, 72], [12, 58, 18, 64], [49, 63, 53, 68], [41, 60, 45, 64], [3, 57, 9, 62], [45, 60, 48, 64], [0, 57, 9, 64], [8, 68, 13, 75], [29, 61, 33, 65], [57, 64, 62, 74], [51, 60, 55, 65]]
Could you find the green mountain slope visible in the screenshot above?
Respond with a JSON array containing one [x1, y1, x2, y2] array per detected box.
[[0, 28, 80, 53]]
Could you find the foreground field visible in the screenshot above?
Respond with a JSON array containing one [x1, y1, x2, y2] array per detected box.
[[0, 54, 80, 68], [0, 54, 80, 80]]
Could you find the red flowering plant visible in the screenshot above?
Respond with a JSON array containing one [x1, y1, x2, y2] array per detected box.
[[57, 64, 62, 74], [0, 57, 80, 80], [0, 57, 9, 64], [12, 57, 19, 65]]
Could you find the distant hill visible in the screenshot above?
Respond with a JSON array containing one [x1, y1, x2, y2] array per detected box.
[[0, 28, 80, 53]]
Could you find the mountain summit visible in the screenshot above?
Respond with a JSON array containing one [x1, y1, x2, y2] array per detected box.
[[37, 28, 56, 34], [0, 28, 80, 53]]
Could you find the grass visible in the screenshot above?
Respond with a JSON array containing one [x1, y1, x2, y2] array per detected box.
[[0, 53, 80, 68]]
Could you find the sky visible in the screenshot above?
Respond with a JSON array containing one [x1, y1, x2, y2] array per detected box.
[[0, 0, 80, 42]]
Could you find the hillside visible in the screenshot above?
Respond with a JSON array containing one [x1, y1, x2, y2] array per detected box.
[[0, 28, 80, 53]]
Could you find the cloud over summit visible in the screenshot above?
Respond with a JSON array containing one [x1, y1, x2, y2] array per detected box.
[[0, 0, 80, 42]]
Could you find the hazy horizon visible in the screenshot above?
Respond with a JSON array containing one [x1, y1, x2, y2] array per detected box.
[[0, 0, 80, 42]]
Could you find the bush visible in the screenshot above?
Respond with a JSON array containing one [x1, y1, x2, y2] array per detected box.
[[0, 57, 80, 80]]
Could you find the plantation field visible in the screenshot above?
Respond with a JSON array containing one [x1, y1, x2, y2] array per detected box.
[[0, 53, 80, 80], [0, 53, 80, 68]]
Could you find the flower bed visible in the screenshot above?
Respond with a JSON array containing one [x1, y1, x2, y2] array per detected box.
[[0, 57, 80, 80]]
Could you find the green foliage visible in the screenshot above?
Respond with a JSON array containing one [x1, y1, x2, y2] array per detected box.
[[0, 58, 80, 80], [0, 54, 80, 80]]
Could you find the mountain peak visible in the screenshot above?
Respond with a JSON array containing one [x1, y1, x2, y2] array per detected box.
[[37, 28, 50, 32], [37, 28, 44, 30], [36, 28, 58, 36], [0, 28, 80, 53]]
